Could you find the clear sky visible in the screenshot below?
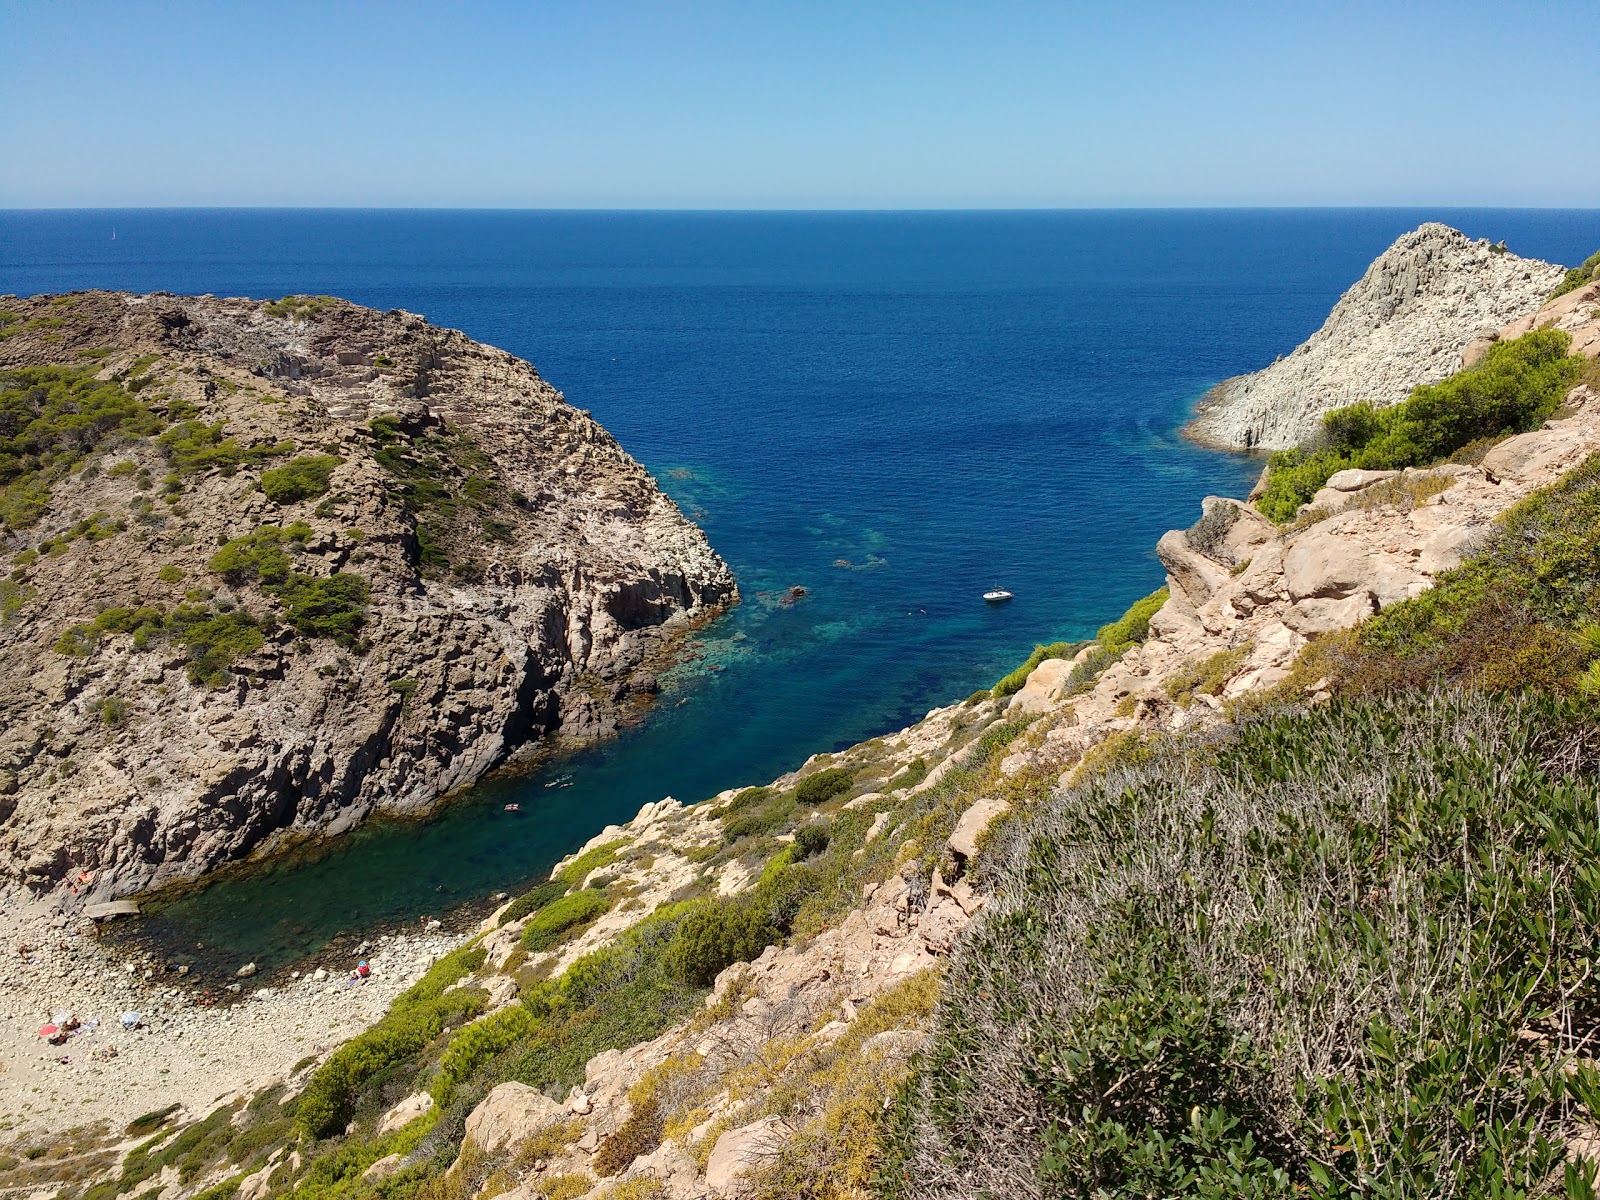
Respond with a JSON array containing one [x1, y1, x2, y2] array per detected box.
[[1, 0, 1595, 209]]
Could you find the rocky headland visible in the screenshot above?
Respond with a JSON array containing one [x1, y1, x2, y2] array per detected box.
[[5, 234, 1600, 1199], [0, 292, 735, 902], [1187, 222, 1563, 450]]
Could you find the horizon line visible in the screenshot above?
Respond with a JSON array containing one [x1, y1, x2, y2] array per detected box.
[[5, 204, 1600, 215]]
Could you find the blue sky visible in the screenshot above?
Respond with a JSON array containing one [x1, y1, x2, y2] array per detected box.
[[1, 0, 1595, 208]]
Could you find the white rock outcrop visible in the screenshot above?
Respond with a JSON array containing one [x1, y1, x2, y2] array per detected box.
[[1187, 224, 1563, 450]]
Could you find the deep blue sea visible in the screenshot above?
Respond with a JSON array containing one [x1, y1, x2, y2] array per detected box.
[[3, 208, 1596, 974]]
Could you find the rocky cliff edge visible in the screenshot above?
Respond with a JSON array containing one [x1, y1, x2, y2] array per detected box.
[[1187, 223, 1563, 451], [0, 291, 735, 901]]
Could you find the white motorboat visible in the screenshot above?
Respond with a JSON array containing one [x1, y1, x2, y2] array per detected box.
[[983, 589, 1013, 603]]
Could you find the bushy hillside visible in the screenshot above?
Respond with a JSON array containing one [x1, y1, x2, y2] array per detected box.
[[890, 451, 1600, 1199]]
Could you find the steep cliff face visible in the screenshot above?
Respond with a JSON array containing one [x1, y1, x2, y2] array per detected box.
[[1186, 223, 1562, 451], [0, 292, 735, 899]]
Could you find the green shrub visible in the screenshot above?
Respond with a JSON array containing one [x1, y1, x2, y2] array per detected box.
[[793, 820, 830, 860], [0, 366, 168, 530], [557, 838, 630, 886], [1258, 330, 1583, 522], [296, 942, 486, 1139], [722, 786, 772, 813], [0, 577, 31, 627], [884, 758, 928, 792], [260, 454, 342, 504], [1312, 451, 1600, 697], [991, 641, 1080, 698], [263, 295, 338, 321], [209, 525, 366, 648], [169, 608, 266, 686], [1095, 586, 1169, 648], [722, 791, 797, 840], [208, 524, 308, 585], [522, 888, 610, 952], [157, 420, 291, 476], [794, 766, 854, 806], [1550, 248, 1600, 300], [894, 691, 1600, 1196], [499, 878, 572, 926], [430, 1002, 540, 1107], [273, 572, 368, 646]]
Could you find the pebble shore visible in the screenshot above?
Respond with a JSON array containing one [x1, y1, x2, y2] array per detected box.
[[0, 891, 462, 1135]]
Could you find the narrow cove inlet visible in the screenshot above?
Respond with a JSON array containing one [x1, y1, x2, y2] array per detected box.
[[8, 208, 1595, 980]]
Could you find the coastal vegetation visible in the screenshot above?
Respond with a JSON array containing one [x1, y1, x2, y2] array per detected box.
[[888, 451, 1600, 1198], [991, 641, 1078, 697], [261, 455, 343, 504], [1256, 329, 1583, 522], [890, 690, 1600, 1198], [1550, 249, 1600, 300]]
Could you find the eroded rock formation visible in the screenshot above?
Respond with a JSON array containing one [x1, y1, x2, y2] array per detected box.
[[1187, 223, 1562, 450], [0, 292, 735, 900]]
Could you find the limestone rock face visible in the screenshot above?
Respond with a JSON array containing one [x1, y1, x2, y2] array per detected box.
[[1187, 224, 1563, 450], [0, 292, 736, 901], [463, 1082, 565, 1154]]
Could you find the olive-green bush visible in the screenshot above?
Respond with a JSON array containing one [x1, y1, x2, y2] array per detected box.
[[522, 888, 610, 952], [991, 641, 1081, 698], [295, 943, 487, 1139], [891, 691, 1600, 1198], [1258, 330, 1582, 522], [794, 766, 855, 806], [497, 877, 570, 926], [260, 454, 342, 504]]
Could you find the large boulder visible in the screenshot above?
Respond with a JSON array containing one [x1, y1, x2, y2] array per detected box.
[[705, 1116, 789, 1196], [463, 1082, 565, 1154], [1007, 656, 1074, 716], [948, 797, 1011, 863], [378, 1091, 434, 1135]]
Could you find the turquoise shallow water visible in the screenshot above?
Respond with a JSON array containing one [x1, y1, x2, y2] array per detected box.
[[3, 208, 1596, 976]]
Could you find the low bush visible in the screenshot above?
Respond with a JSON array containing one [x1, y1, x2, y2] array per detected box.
[[430, 1002, 539, 1107], [1313, 451, 1600, 697], [1550, 248, 1600, 300], [991, 641, 1080, 698], [661, 862, 821, 987], [891, 691, 1600, 1197], [498, 878, 570, 926], [883, 758, 928, 792], [260, 454, 342, 504], [1257, 330, 1582, 522], [556, 838, 630, 886], [722, 791, 797, 840], [1094, 586, 1169, 648], [793, 820, 830, 860], [296, 942, 487, 1139], [158, 420, 292, 476], [209, 524, 367, 648], [522, 888, 610, 952], [721, 786, 772, 813], [208, 523, 309, 585], [794, 766, 855, 806], [1162, 645, 1250, 708]]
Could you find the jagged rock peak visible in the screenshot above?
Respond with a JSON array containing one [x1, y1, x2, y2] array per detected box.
[[1186, 223, 1564, 451]]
